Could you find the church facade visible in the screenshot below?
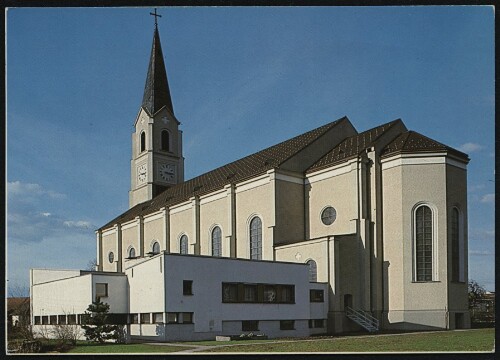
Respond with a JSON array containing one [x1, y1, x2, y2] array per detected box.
[[30, 24, 471, 341]]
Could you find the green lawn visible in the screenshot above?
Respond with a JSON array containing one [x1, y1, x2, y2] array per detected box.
[[203, 329, 495, 353], [61, 328, 494, 353], [68, 343, 192, 354]]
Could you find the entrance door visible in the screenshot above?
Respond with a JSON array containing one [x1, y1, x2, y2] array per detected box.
[[344, 294, 353, 309], [455, 313, 464, 329]]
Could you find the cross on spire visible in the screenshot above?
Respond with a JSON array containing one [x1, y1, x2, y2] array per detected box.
[[150, 8, 162, 28]]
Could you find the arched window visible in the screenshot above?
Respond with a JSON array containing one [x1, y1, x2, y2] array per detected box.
[[212, 226, 222, 257], [140, 131, 146, 152], [250, 217, 262, 260], [451, 207, 464, 282], [161, 130, 170, 151], [307, 259, 317, 282], [180, 235, 188, 255], [128, 247, 136, 259], [152, 241, 160, 254], [414, 205, 433, 281]]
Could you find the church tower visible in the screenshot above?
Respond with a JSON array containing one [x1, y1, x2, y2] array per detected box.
[[129, 21, 184, 208]]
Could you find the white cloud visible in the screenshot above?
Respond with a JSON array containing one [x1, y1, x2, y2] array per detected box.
[[480, 193, 495, 203], [469, 250, 494, 256], [458, 142, 483, 153], [41, 212, 51, 217], [7, 181, 66, 200], [63, 220, 92, 229]]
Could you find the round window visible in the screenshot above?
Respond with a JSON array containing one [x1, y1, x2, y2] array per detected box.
[[108, 252, 114, 263], [321, 206, 337, 225]]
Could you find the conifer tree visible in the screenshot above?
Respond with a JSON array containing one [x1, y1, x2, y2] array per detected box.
[[81, 300, 118, 343]]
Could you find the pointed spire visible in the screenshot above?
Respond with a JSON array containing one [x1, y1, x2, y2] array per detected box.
[[142, 25, 174, 115]]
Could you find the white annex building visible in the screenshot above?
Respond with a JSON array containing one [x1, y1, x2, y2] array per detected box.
[[30, 23, 471, 342]]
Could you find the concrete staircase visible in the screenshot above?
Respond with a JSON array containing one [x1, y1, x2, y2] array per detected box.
[[345, 306, 379, 332]]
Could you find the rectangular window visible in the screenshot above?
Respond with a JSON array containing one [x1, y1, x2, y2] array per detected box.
[[244, 284, 258, 302], [183, 280, 193, 295], [42, 316, 49, 325], [152, 313, 163, 324], [310, 289, 324, 302], [130, 314, 139, 324], [280, 320, 295, 330], [49, 315, 57, 325], [278, 285, 295, 303], [263, 285, 277, 303], [166, 313, 178, 324], [222, 283, 238, 302], [58, 315, 67, 325], [182, 312, 193, 324], [67, 315, 77, 325], [242, 320, 259, 331], [34, 316, 41, 325], [140, 313, 150, 324], [95, 283, 108, 297], [308, 319, 325, 328]]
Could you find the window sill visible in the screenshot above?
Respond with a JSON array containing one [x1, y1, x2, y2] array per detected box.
[[411, 280, 441, 283]]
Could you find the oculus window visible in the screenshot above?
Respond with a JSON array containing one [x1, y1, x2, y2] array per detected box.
[[321, 206, 337, 225]]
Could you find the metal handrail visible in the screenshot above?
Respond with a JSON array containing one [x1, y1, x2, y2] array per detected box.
[[345, 306, 379, 329]]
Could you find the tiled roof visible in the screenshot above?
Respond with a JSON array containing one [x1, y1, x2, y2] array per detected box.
[[7, 297, 29, 312], [99, 117, 348, 230], [306, 119, 402, 173], [142, 27, 174, 116], [381, 131, 469, 159]]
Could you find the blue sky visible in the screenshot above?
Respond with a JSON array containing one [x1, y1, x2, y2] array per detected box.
[[6, 6, 495, 293]]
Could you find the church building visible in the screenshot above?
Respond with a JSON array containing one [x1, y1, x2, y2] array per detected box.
[[30, 21, 471, 342]]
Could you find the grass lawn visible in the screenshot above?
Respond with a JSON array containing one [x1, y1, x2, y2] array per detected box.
[[68, 342, 193, 354], [203, 328, 495, 353]]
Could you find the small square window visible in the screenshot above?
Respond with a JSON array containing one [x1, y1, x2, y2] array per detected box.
[[279, 285, 295, 303], [130, 314, 139, 324], [310, 289, 324, 302], [242, 320, 259, 331], [153, 313, 163, 324], [222, 283, 238, 302], [140, 313, 150, 324], [34, 316, 41, 325], [96, 283, 108, 298], [58, 315, 67, 325], [280, 320, 295, 330], [182, 312, 193, 324], [244, 285, 258, 303], [67, 315, 76, 325], [42, 316, 49, 325], [166, 313, 178, 324], [183, 280, 193, 295]]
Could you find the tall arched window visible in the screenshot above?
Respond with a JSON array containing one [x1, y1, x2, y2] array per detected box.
[[451, 207, 464, 282], [307, 259, 317, 282], [250, 217, 262, 260], [140, 131, 146, 152], [152, 241, 160, 254], [179, 235, 188, 255], [415, 205, 433, 281], [128, 247, 136, 259], [161, 130, 170, 151], [212, 226, 222, 257]]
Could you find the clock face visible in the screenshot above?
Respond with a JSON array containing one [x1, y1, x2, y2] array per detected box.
[[159, 163, 176, 182], [137, 164, 147, 183]]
